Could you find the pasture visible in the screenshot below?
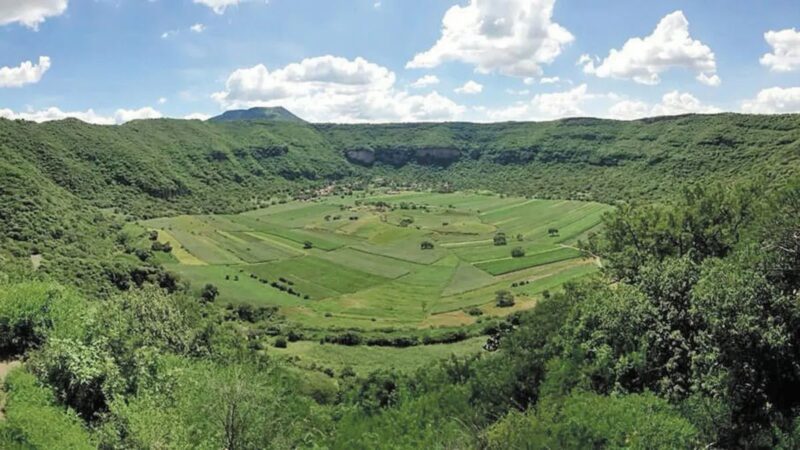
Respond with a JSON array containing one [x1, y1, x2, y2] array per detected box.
[[143, 190, 611, 331]]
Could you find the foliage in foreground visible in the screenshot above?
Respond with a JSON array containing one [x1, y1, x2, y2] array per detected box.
[[0, 178, 798, 448]]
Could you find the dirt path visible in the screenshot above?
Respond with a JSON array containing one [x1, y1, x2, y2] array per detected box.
[[0, 360, 21, 420]]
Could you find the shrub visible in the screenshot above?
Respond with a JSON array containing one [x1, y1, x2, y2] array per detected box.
[[511, 247, 525, 258], [466, 307, 484, 317], [495, 290, 515, 308], [274, 337, 287, 348], [200, 284, 219, 303]]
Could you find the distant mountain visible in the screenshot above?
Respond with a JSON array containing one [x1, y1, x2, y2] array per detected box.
[[209, 106, 306, 123]]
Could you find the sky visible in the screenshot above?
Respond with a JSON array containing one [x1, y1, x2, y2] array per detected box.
[[0, 0, 799, 124]]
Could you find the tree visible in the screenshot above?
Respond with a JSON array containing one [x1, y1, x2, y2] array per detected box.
[[200, 284, 219, 303], [303, 241, 313, 249], [495, 290, 515, 307], [511, 247, 525, 258], [493, 233, 507, 246], [420, 241, 434, 250], [547, 228, 559, 237]]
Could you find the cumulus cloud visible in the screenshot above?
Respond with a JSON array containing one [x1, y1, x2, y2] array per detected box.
[[184, 113, 212, 121], [0, 106, 163, 125], [409, 75, 440, 88], [760, 29, 800, 72], [582, 11, 720, 86], [0, 107, 115, 125], [193, 0, 242, 14], [539, 76, 560, 84], [608, 91, 721, 120], [212, 55, 465, 122], [455, 80, 483, 94], [406, 0, 573, 77], [485, 84, 593, 121], [742, 87, 800, 114], [190, 23, 206, 33], [0, 56, 51, 88], [114, 107, 163, 123], [0, 0, 67, 30]]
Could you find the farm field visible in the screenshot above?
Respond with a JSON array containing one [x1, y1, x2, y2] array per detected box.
[[142, 191, 612, 331]]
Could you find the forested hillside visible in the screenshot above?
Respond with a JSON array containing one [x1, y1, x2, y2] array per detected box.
[[1, 112, 799, 448]]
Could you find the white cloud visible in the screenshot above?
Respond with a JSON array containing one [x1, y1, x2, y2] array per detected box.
[[193, 0, 241, 14], [0, 56, 51, 88], [409, 75, 440, 88], [455, 80, 483, 94], [651, 91, 720, 115], [533, 83, 590, 117], [505, 88, 530, 96], [212, 55, 465, 122], [485, 84, 592, 121], [373, 2, 381, 9], [760, 28, 800, 72], [608, 91, 721, 120], [114, 107, 163, 123], [582, 11, 720, 86], [406, 0, 574, 77], [0, 107, 115, 125], [0, 105, 165, 125], [540, 76, 560, 84], [190, 23, 206, 33], [607, 100, 650, 120], [0, 0, 67, 30], [184, 112, 212, 121], [158, 97, 167, 104], [742, 87, 800, 114], [161, 29, 178, 39]]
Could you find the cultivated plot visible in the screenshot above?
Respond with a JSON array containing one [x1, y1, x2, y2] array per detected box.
[[142, 191, 612, 329]]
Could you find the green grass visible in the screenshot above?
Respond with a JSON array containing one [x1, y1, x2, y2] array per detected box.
[[476, 247, 584, 275], [273, 337, 488, 375], [144, 191, 607, 329]]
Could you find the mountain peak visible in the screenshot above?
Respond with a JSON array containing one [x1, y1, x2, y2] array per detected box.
[[209, 106, 306, 123]]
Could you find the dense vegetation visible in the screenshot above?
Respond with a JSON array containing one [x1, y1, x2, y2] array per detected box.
[[1, 112, 799, 448]]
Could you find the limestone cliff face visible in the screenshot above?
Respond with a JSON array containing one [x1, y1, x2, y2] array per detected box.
[[345, 147, 461, 167]]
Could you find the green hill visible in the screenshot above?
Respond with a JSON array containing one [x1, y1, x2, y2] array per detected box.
[[210, 106, 307, 123], [1, 112, 798, 288]]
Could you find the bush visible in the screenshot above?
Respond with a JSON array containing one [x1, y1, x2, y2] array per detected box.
[[274, 337, 287, 348], [493, 233, 507, 246], [495, 290, 515, 308], [466, 307, 484, 316], [200, 284, 219, 303], [511, 247, 525, 258]]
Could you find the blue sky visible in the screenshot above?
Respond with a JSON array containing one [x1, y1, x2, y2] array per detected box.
[[0, 0, 799, 123]]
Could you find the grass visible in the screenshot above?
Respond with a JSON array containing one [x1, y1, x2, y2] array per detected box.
[[272, 336, 488, 375], [144, 191, 609, 330], [476, 247, 584, 275]]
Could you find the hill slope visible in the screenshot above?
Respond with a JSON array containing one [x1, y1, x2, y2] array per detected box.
[[210, 107, 307, 123], [1, 113, 798, 285]]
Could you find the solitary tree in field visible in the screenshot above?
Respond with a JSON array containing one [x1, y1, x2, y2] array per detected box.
[[303, 241, 313, 249], [548, 228, 559, 237], [511, 247, 525, 258], [420, 241, 434, 250], [201, 283, 219, 303], [495, 290, 515, 307], [493, 232, 507, 246]]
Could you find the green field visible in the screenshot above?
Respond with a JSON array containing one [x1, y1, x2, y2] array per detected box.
[[143, 191, 611, 330]]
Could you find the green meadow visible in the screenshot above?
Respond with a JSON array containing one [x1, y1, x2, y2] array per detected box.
[[143, 191, 611, 333]]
